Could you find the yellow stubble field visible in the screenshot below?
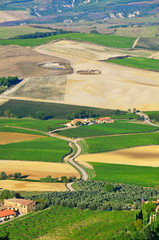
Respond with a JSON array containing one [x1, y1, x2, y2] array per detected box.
[[76, 146, 159, 167]]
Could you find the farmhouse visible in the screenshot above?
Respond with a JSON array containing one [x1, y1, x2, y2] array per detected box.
[[66, 118, 92, 126], [3, 198, 35, 214], [96, 117, 114, 124], [0, 209, 16, 222]]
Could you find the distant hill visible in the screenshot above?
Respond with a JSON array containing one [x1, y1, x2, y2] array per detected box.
[[0, 0, 159, 23]]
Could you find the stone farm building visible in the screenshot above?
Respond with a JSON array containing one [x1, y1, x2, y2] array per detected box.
[[3, 198, 35, 214], [96, 117, 114, 124], [0, 209, 16, 222]]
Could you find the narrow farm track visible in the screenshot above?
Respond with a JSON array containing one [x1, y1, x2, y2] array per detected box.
[[136, 112, 159, 127], [49, 131, 88, 191]]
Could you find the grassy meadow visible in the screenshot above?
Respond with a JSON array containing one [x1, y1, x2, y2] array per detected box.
[[0, 126, 46, 135], [0, 33, 135, 48], [85, 132, 159, 153], [0, 118, 67, 132], [0, 206, 136, 240], [0, 137, 70, 162], [107, 57, 159, 71], [91, 162, 159, 187], [0, 26, 53, 39], [58, 121, 159, 138]]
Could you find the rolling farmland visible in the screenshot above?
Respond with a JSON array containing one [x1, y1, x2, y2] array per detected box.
[[57, 121, 159, 138]]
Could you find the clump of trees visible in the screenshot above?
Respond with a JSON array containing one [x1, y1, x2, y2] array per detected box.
[[0, 189, 21, 200], [0, 172, 22, 180], [148, 113, 159, 123], [0, 76, 20, 87]]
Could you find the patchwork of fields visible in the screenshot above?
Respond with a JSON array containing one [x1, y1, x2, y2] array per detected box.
[[0, 160, 80, 180], [76, 145, 159, 167], [84, 132, 159, 154], [58, 121, 159, 138]]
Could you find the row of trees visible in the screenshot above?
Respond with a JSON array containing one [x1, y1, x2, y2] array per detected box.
[[40, 175, 76, 183], [11, 29, 78, 40]]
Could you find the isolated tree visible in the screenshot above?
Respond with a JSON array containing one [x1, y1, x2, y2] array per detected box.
[[0, 172, 7, 180]]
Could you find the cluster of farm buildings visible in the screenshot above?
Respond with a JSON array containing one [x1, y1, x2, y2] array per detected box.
[[0, 198, 35, 222], [66, 117, 114, 127]]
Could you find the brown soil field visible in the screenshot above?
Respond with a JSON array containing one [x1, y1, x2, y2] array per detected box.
[[0, 45, 72, 79], [0, 160, 80, 180], [0, 132, 45, 145], [76, 146, 159, 167], [0, 11, 31, 23], [0, 180, 67, 192], [34, 40, 159, 111]]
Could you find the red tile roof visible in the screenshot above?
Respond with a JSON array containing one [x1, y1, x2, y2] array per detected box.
[[0, 210, 16, 218], [5, 198, 34, 206], [97, 117, 111, 121]]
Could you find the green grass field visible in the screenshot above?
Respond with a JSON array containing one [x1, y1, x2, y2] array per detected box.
[[0, 118, 67, 132], [0, 26, 52, 39], [0, 126, 45, 135], [0, 206, 136, 240], [0, 33, 135, 48], [0, 137, 70, 162], [107, 57, 159, 71], [85, 132, 159, 153], [91, 162, 159, 187], [58, 121, 158, 138]]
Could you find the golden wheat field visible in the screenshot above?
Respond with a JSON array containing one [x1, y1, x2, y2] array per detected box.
[[76, 146, 159, 167], [0, 180, 67, 192], [0, 160, 80, 180], [0, 132, 45, 145]]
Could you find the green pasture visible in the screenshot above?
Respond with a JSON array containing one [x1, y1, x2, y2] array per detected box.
[[58, 121, 158, 138], [0, 137, 70, 162], [0, 126, 45, 135], [0, 206, 136, 240], [0, 33, 135, 48], [85, 132, 159, 153], [0, 26, 52, 39], [107, 57, 159, 71], [0, 118, 67, 132], [91, 162, 159, 187]]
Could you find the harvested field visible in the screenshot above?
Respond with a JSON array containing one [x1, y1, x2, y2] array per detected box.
[[76, 146, 159, 167], [0, 45, 72, 79], [0, 180, 67, 192], [0, 160, 80, 180], [0, 11, 31, 23], [0, 132, 44, 145], [34, 40, 159, 111]]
